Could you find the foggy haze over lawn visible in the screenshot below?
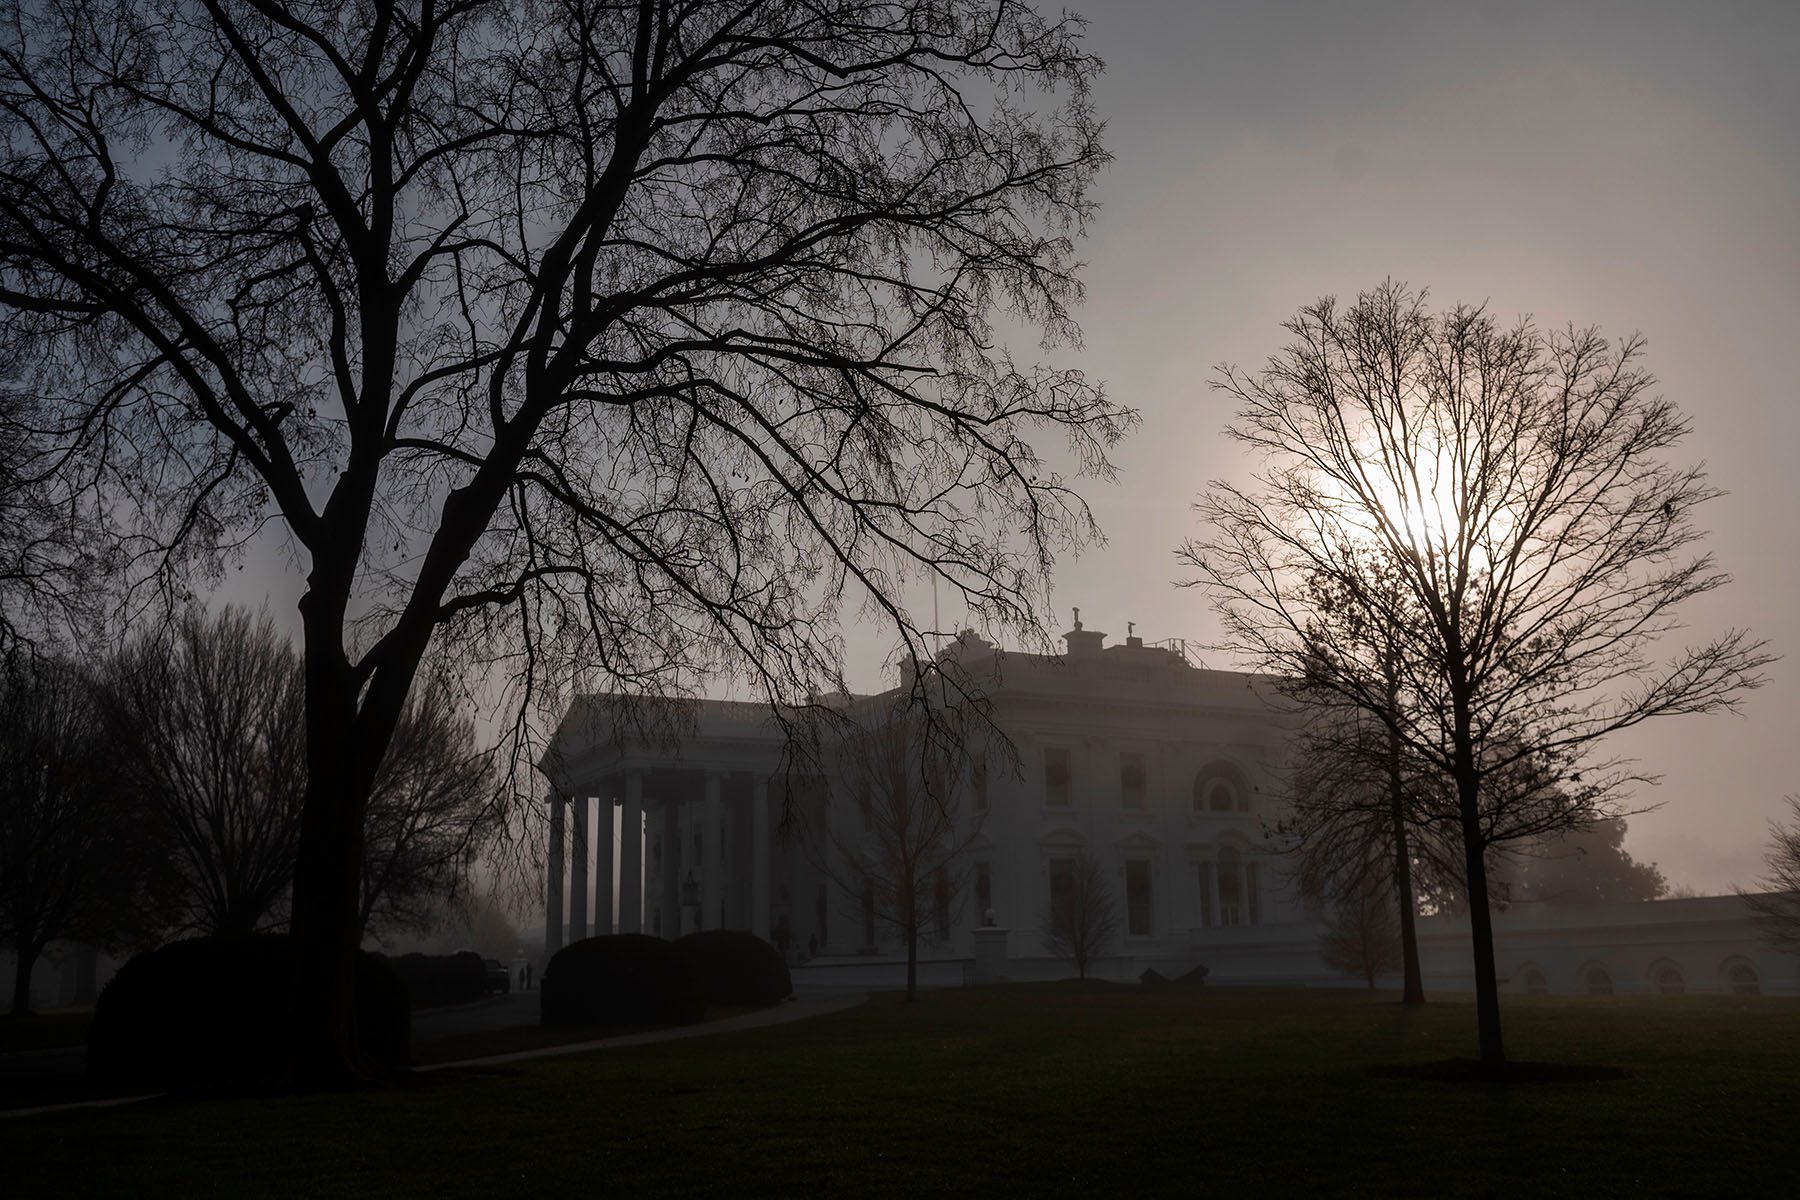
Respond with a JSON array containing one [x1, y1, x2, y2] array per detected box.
[[208, 0, 1799, 896]]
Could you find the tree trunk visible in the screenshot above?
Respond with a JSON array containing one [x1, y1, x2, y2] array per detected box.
[[10, 940, 39, 1016], [1457, 771, 1505, 1069], [287, 736, 369, 1086], [1384, 670, 1425, 1005], [1388, 750, 1425, 1005], [285, 581, 378, 1088], [905, 922, 918, 1001]]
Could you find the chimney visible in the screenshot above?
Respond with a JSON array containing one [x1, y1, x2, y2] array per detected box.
[[1061, 606, 1106, 659]]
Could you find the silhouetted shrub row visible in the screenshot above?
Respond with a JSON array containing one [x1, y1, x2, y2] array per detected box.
[[542, 934, 705, 1026], [382, 950, 490, 1008], [676, 929, 791, 1008], [540, 931, 789, 1028], [88, 935, 410, 1087]]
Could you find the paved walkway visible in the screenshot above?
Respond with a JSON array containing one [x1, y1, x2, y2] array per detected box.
[[422, 992, 867, 1071], [1, 992, 868, 1120]]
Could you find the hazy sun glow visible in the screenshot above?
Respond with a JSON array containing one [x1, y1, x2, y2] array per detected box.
[[1314, 428, 1514, 576]]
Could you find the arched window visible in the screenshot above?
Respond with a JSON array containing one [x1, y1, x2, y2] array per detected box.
[[1584, 965, 1614, 996], [1521, 966, 1549, 995], [1193, 763, 1252, 814], [1653, 964, 1685, 995], [1726, 961, 1761, 995], [1217, 846, 1244, 926]]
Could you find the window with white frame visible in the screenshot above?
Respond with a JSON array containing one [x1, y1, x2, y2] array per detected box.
[[860, 873, 876, 947], [1120, 751, 1147, 811], [1217, 846, 1244, 926], [972, 753, 989, 814], [933, 867, 951, 940], [1193, 764, 1252, 814], [1125, 859, 1153, 936], [1048, 856, 1076, 936], [1044, 747, 1071, 808], [1727, 961, 1760, 995], [1195, 861, 1215, 929]]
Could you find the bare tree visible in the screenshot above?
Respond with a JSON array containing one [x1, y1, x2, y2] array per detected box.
[[1743, 796, 1800, 952], [0, 1, 1127, 1081], [1041, 851, 1116, 981], [102, 605, 500, 942], [1281, 696, 1454, 1005], [100, 606, 308, 936], [0, 387, 105, 655], [359, 677, 501, 942], [1319, 877, 1402, 990], [0, 654, 166, 1014], [1183, 281, 1771, 1069], [817, 701, 985, 1001]]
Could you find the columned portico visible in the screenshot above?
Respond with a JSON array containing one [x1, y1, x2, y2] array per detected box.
[[752, 776, 771, 939], [661, 788, 681, 937], [545, 792, 565, 953], [702, 772, 723, 929], [540, 701, 800, 957], [620, 771, 644, 934], [595, 781, 615, 937], [569, 794, 589, 941]]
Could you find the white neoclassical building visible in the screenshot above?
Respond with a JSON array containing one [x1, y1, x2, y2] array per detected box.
[[537, 617, 1798, 997]]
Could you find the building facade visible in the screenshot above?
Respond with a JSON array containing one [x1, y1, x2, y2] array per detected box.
[[538, 619, 1797, 996]]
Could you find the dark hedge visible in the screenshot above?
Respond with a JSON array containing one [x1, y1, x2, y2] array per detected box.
[[675, 930, 791, 1008], [540, 934, 705, 1027], [385, 950, 490, 1008], [88, 935, 411, 1086]]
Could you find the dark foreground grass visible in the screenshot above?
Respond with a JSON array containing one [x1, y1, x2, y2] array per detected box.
[[6, 985, 1797, 1197]]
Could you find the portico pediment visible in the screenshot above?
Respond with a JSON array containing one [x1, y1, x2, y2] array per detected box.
[[1037, 826, 1087, 847], [1115, 829, 1163, 850]]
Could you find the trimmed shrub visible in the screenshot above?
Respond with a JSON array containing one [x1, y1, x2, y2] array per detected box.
[[385, 950, 490, 1008], [540, 935, 705, 1027], [675, 930, 791, 1008], [88, 935, 411, 1086]]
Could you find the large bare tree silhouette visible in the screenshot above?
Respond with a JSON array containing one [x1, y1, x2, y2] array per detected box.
[[1184, 281, 1769, 1069], [0, 1, 1128, 1081]]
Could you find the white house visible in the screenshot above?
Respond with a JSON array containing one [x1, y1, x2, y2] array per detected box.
[[537, 617, 1798, 997]]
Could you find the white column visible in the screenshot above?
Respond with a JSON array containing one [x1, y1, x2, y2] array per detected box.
[[662, 791, 682, 936], [545, 792, 565, 953], [752, 776, 771, 940], [569, 793, 589, 941], [595, 784, 615, 937], [619, 771, 644, 934], [702, 772, 723, 930]]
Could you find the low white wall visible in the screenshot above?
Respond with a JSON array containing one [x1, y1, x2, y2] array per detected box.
[[789, 896, 1800, 997]]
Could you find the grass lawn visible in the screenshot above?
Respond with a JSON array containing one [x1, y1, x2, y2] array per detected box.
[[5, 984, 1797, 1196]]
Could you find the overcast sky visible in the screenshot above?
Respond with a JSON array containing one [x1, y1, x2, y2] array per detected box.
[[917, 0, 1796, 893], [219, 1, 1798, 895]]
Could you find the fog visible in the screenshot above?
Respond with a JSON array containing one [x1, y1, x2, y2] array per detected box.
[[209, 0, 1798, 895], [836, 0, 1797, 893]]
